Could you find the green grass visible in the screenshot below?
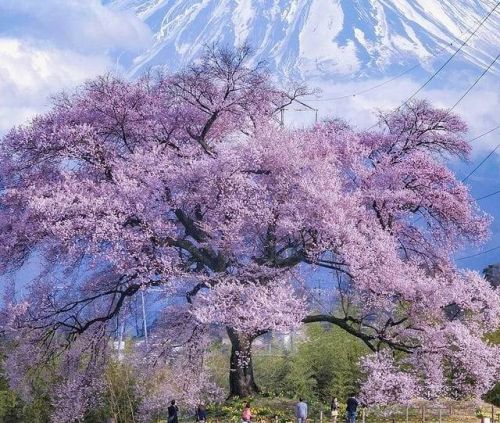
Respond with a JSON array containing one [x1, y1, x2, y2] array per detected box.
[[165, 397, 498, 423]]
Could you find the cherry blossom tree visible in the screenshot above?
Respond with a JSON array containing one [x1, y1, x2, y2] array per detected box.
[[0, 45, 499, 421]]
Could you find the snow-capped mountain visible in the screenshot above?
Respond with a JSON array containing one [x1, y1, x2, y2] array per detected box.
[[108, 0, 500, 79]]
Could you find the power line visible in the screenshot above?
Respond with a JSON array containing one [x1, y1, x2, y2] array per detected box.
[[306, 62, 430, 102], [304, 40, 481, 104], [410, 124, 500, 224], [459, 124, 500, 184], [413, 188, 500, 225], [458, 120, 500, 259], [457, 245, 500, 260], [430, 53, 500, 183], [363, 3, 499, 132], [306, 3, 499, 104], [402, 2, 499, 106], [468, 124, 500, 143], [477, 189, 500, 201], [448, 53, 500, 113], [462, 141, 500, 182], [446, 186, 500, 259]]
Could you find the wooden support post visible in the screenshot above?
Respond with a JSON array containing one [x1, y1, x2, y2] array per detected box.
[[320, 409, 323, 423], [362, 408, 366, 423], [439, 407, 442, 423], [406, 406, 409, 423], [421, 406, 426, 423]]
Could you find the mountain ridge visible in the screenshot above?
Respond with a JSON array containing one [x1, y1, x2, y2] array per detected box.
[[108, 0, 500, 79]]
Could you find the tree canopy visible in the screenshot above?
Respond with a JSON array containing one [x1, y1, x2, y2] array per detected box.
[[0, 46, 498, 421]]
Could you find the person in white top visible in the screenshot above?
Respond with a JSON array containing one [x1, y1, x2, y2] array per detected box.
[[330, 396, 339, 423], [295, 398, 308, 423]]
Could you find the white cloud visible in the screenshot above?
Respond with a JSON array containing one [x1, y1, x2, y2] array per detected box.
[[0, 0, 153, 134], [0, 0, 152, 53], [0, 38, 114, 133], [290, 73, 500, 156]]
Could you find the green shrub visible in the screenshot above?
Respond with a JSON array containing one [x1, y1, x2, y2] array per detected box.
[[253, 323, 369, 402], [485, 383, 500, 407]]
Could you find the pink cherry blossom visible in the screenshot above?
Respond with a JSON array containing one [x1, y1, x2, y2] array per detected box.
[[0, 46, 498, 419]]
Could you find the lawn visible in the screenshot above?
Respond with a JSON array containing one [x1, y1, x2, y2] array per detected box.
[[160, 397, 498, 423]]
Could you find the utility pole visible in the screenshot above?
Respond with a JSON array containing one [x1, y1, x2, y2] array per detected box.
[[118, 320, 125, 360], [141, 290, 148, 345], [275, 99, 317, 128]]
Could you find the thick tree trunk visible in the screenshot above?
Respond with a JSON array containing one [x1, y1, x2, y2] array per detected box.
[[227, 327, 260, 397]]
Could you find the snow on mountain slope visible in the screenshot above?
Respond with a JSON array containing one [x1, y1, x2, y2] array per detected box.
[[108, 0, 500, 79]]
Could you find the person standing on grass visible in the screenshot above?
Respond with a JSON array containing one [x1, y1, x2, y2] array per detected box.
[[195, 403, 207, 423], [295, 398, 308, 423], [241, 402, 252, 422], [330, 396, 339, 423], [168, 399, 179, 423], [346, 394, 359, 423]]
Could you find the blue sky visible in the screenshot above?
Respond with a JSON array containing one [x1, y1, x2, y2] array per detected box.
[[0, 0, 498, 273]]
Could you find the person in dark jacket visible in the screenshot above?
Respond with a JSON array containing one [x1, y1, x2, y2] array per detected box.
[[195, 403, 207, 423], [346, 394, 359, 423], [168, 399, 179, 423]]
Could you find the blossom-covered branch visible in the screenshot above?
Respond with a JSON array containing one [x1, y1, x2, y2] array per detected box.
[[0, 45, 498, 420]]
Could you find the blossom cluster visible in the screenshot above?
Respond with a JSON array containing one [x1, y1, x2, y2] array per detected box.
[[0, 46, 498, 420]]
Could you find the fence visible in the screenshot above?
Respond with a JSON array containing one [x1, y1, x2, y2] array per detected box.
[[361, 402, 498, 423], [207, 402, 498, 423]]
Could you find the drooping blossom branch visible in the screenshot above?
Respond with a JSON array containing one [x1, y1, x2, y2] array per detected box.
[[0, 44, 498, 418]]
